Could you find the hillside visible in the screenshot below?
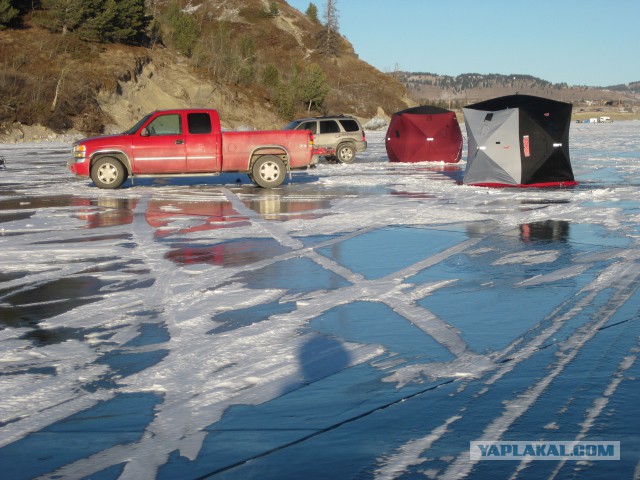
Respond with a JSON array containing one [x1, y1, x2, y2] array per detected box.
[[0, 0, 411, 141]]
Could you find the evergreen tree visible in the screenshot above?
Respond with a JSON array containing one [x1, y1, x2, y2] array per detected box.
[[0, 0, 19, 29], [111, 0, 146, 43], [262, 64, 280, 89], [237, 36, 256, 85], [39, 0, 147, 44], [299, 64, 329, 111], [40, 0, 86, 35], [305, 3, 318, 23], [276, 81, 297, 120], [80, 0, 146, 43], [80, 0, 117, 42], [166, 0, 199, 57], [273, 64, 329, 118]]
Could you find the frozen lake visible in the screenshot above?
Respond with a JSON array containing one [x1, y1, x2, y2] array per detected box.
[[1, 122, 639, 479]]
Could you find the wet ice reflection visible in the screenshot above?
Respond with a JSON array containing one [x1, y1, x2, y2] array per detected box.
[[310, 301, 455, 363], [165, 238, 291, 266], [318, 226, 468, 280]]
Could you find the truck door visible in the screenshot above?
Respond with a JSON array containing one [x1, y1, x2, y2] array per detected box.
[[132, 113, 186, 173], [185, 112, 220, 172]]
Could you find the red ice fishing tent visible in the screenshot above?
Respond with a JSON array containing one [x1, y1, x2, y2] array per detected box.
[[463, 94, 576, 187], [385, 106, 462, 163]]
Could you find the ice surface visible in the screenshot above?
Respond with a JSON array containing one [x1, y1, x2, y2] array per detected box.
[[0, 122, 639, 479]]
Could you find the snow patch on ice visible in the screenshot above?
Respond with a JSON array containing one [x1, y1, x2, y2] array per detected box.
[[517, 264, 591, 286], [493, 250, 560, 266], [374, 414, 461, 480]]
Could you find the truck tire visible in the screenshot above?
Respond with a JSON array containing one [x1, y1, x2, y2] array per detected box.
[[336, 143, 356, 164], [91, 156, 127, 189], [251, 155, 286, 188]]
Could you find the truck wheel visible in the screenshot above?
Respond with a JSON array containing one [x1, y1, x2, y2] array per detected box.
[[336, 143, 356, 164], [251, 155, 286, 188], [91, 157, 127, 189]]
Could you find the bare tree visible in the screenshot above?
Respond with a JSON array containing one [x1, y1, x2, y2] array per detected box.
[[319, 0, 339, 54]]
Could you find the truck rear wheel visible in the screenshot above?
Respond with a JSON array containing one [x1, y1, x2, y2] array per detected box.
[[251, 155, 286, 188], [91, 157, 127, 189]]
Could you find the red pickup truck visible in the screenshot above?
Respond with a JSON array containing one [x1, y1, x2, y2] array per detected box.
[[68, 108, 317, 189]]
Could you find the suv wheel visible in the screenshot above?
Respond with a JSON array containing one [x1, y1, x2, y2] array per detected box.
[[336, 143, 356, 164]]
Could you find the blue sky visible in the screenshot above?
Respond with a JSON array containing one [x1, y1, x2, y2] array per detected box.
[[286, 0, 639, 86]]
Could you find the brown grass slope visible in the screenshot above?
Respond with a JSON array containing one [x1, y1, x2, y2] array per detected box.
[[0, 0, 410, 139]]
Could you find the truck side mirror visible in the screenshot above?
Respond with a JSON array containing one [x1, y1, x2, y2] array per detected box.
[[141, 128, 150, 137]]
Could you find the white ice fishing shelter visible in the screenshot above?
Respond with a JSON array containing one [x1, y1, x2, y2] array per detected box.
[[463, 94, 577, 187]]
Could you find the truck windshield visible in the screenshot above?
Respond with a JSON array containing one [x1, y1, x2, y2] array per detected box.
[[124, 114, 152, 135]]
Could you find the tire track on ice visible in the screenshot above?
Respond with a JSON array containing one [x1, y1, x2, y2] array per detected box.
[[373, 255, 639, 479]]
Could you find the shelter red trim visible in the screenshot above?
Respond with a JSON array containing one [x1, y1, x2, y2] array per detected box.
[[467, 181, 579, 188]]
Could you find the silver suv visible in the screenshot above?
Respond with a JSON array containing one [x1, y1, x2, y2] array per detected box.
[[284, 115, 367, 163]]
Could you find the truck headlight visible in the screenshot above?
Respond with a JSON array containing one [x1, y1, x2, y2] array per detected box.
[[73, 144, 87, 162]]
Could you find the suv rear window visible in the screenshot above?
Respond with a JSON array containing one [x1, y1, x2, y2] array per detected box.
[[319, 120, 340, 134], [300, 121, 317, 134], [339, 119, 360, 132]]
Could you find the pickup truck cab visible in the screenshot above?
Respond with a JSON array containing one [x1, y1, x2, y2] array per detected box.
[[68, 109, 316, 189]]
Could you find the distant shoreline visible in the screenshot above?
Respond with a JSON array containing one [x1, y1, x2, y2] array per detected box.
[[453, 109, 639, 124], [570, 110, 639, 121]]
